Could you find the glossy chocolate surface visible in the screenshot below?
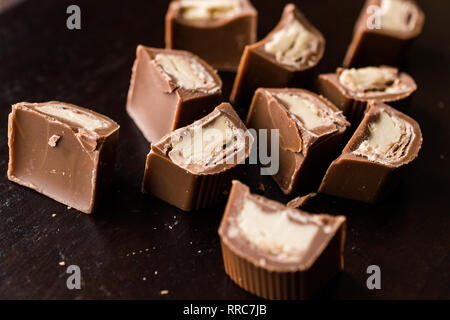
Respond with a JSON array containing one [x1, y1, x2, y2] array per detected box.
[[230, 4, 325, 108], [319, 101, 422, 203], [126, 45, 222, 143], [142, 103, 253, 211], [246, 88, 349, 194], [317, 65, 417, 123], [166, 0, 257, 71], [219, 180, 346, 299], [343, 0, 425, 67], [1, 0, 448, 300], [8, 101, 119, 213]]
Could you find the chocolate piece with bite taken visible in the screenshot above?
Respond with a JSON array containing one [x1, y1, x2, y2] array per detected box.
[[319, 101, 422, 203], [343, 0, 425, 67], [246, 88, 349, 195], [7, 101, 119, 214], [218, 180, 346, 299], [230, 4, 325, 108], [127, 45, 222, 143], [165, 0, 257, 71], [142, 103, 253, 211], [316, 65, 417, 124]]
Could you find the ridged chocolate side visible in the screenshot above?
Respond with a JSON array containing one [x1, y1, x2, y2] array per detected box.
[[221, 239, 305, 300], [194, 166, 240, 210], [143, 152, 242, 211], [346, 99, 368, 128], [345, 95, 414, 128]]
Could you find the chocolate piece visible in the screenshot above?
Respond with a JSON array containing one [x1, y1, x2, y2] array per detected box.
[[166, 0, 257, 71], [142, 103, 253, 211], [317, 66, 417, 124], [319, 101, 422, 203], [218, 180, 346, 299], [126, 45, 222, 143], [7, 101, 119, 214], [246, 88, 349, 194], [343, 0, 424, 67], [230, 4, 325, 108]]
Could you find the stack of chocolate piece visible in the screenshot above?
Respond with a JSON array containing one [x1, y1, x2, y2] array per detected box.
[[6, 0, 426, 300]]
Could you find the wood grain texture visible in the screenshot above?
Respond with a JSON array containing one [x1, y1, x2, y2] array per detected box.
[[0, 0, 449, 299]]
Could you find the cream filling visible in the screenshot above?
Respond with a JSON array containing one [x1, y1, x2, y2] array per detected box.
[[264, 19, 316, 67], [168, 114, 243, 170], [339, 67, 398, 92], [36, 105, 107, 131], [154, 53, 217, 91], [276, 93, 332, 130], [354, 110, 413, 163], [381, 0, 417, 32], [179, 0, 241, 20], [48, 134, 61, 147], [237, 198, 319, 260]]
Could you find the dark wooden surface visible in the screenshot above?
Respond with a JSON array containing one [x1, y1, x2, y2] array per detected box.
[[0, 0, 449, 300]]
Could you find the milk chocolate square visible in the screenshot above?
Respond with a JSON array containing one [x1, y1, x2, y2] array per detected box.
[[246, 88, 349, 195], [343, 0, 424, 67], [142, 103, 253, 211], [316, 66, 417, 124], [319, 101, 422, 203], [166, 0, 257, 71], [126, 45, 222, 143], [7, 102, 119, 214], [219, 180, 346, 299], [230, 4, 325, 108]]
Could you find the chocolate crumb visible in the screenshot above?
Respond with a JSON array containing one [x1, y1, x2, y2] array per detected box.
[[287, 192, 317, 208], [48, 134, 61, 147], [256, 181, 265, 191]]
